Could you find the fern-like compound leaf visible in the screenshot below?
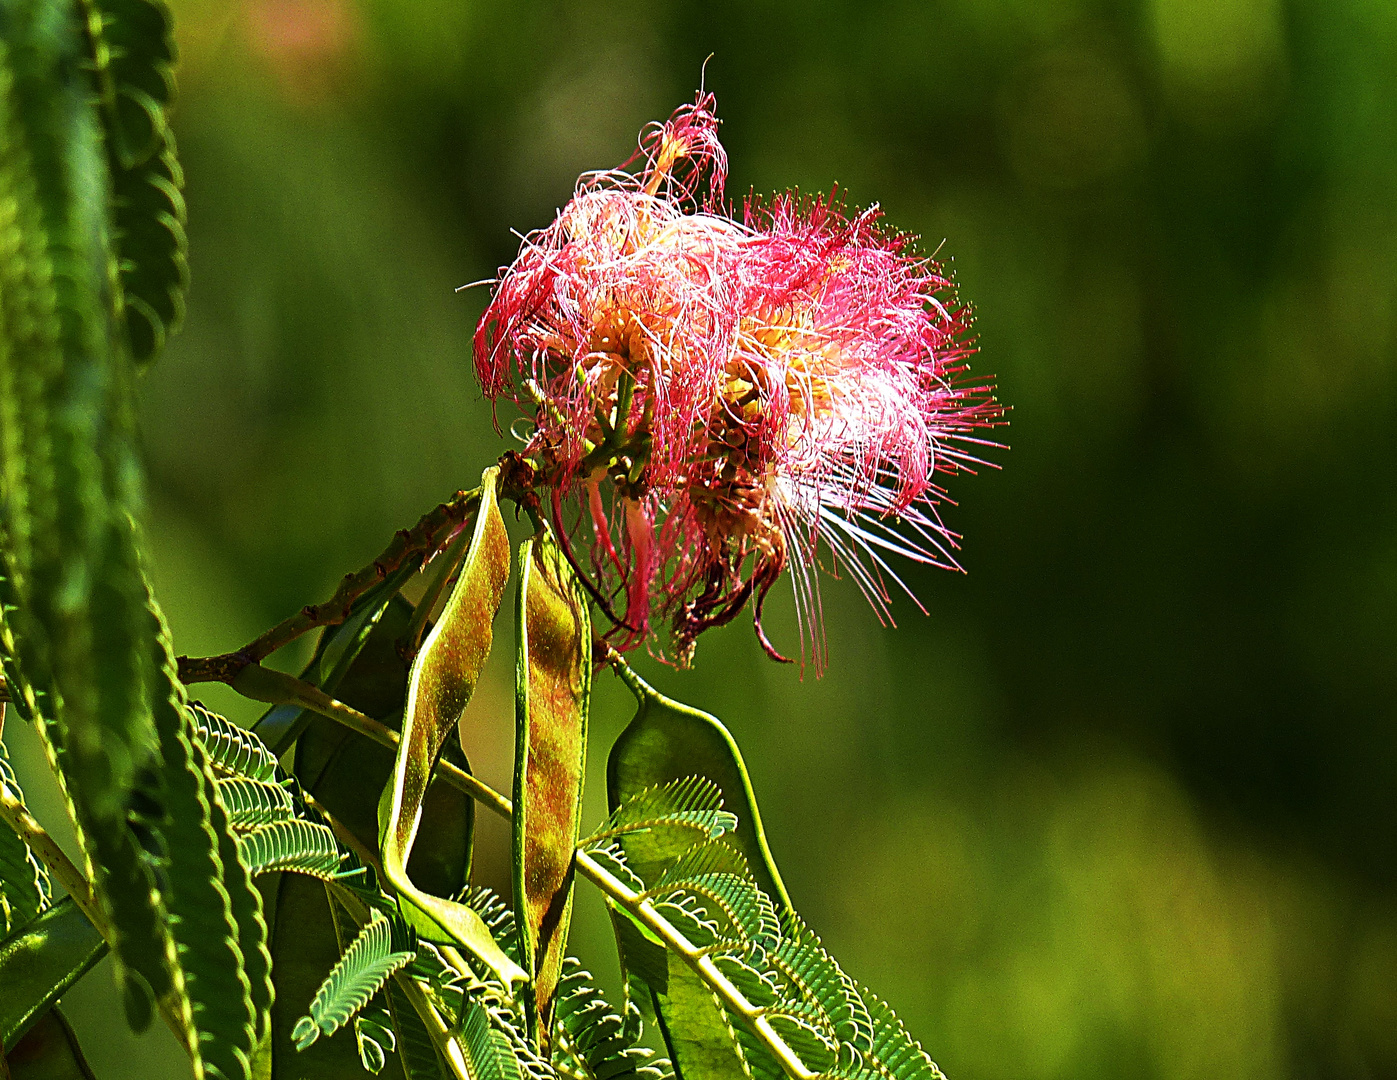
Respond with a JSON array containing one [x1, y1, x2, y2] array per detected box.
[[586, 776, 735, 850], [553, 957, 673, 1080], [595, 783, 948, 1080], [238, 820, 344, 880], [83, 0, 187, 363], [292, 912, 415, 1050], [146, 593, 261, 1079], [189, 700, 280, 782], [460, 998, 524, 1080], [215, 776, 294, 830]]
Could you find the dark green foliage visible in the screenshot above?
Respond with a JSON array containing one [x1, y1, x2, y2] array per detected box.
[[0, 0, 177, 1031], [386, 981, 443, 1080], [4, 1004, 98, 1079], [145, 594, 260, 1080], [0, 897, 105, 1050], [83, 0, 186, 363]]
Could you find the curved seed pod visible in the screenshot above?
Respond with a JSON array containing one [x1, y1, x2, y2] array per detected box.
[[512, 527, 590, 1039], [378, 466, 523, 988]]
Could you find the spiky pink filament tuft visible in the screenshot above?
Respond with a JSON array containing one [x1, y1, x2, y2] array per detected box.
[[474, 92, 1003, 670]]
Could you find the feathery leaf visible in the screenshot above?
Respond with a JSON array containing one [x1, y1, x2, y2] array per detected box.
[[292, 912, 415, 1051]]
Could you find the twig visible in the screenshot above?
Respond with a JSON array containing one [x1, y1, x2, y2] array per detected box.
[[176, 488, 482, 685]]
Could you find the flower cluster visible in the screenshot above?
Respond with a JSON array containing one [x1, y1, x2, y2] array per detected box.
[[475, 93, 1001, 668]]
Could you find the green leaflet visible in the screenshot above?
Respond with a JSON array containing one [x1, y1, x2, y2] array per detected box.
[[82, 0, 186, 364], [216, 777, 294, 830], [239, 820, 343, 880], [352, 996, 397, 1075], [553, 956, 673, 1080], [461, 998, 524, 1080], [606, 661, 792, 918], [4, 1005, 98, 1080], [379, 466, 522, 989], [513, 528, 591, 1037], [0, 897, 105, 1050], [191, 701, 280, 783], [146, 594, 261, 1080], [292, 912, 414, 1051], [0, 736, 50, 935]]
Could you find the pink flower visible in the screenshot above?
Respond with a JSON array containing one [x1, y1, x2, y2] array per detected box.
[[475, 93, 1002, 668]]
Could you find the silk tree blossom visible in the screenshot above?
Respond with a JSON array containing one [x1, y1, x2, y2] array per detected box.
[[474, 93, 1003, 668]]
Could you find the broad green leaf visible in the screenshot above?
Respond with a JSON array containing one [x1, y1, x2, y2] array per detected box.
[[0, 736, 50, 935], [0, 898, 105, 1050], [83, 0, 187, 364], [292, 912, 414, 1051], [379, 467, 522, 988], [607, 662, 792, 917], [513, 529, 590, 1035], [3, 1006, 97, 1080], [645, 965, 752, 1080], [146, 594, 260, 1080]]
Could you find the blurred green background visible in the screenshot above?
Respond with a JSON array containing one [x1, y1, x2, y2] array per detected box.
[[9, 0, 1397, 1076]]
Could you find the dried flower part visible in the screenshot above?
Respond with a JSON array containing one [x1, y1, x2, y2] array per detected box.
[[475, 93, 1003, 669]]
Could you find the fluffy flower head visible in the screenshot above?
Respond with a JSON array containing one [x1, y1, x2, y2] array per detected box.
[[475, 93, 1001, 668]]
